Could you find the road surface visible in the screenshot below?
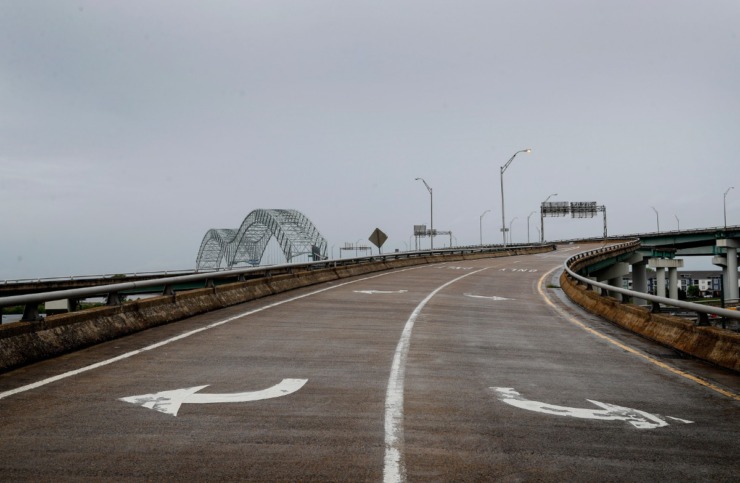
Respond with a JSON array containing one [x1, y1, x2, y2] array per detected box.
[[1, 244, 738, 481]]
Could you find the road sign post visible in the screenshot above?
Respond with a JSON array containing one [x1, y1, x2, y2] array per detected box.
[[369, 228, 388, 254]]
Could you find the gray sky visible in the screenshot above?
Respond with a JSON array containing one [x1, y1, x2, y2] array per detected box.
[[1, 0, 739, 279]]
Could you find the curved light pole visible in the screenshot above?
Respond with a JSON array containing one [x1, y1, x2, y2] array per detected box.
[[479, 209, 491, 245], [724, 186, 734, 229], [651, 206, 660, 233], [674, 214, 680, 232], [500, 149, 532, 246], [509, 217, 518, 245], [415, 177, 433, 249], [540, 193, 557, 243], [527, 211, 537, 244]]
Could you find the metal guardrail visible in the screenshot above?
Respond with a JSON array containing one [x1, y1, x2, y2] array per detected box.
[[563, 242, 740, 323], [0, 244, 548, 322], [0, 269, 203, 285]]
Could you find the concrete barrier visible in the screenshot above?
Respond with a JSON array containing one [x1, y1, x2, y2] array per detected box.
[[0, 246, 554, 372], [560, 265, 740, 373]]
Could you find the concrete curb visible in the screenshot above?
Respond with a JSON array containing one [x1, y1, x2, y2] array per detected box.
[[0, 246, 553, 373]]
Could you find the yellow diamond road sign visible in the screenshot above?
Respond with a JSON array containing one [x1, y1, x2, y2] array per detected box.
[[369, 228, 388, 249]]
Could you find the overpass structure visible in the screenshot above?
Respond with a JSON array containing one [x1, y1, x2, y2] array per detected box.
[[578, 226, 740, 306]]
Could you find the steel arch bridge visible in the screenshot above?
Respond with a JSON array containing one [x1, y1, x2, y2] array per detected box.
[[196, 209, 328, 270]]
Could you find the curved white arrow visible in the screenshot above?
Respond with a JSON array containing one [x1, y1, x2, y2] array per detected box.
[[491, 387, 693, 429], [120, 378, 307, 417]]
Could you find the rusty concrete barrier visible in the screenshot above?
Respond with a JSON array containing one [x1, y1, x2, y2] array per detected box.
[[560, 271, 740, 373], [0, 246, 554, 373]]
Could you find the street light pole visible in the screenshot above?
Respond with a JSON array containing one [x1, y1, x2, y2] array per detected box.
[[500, 149, 532, 246], [527, 211, 536, 244], [724, 186, 734, 229], [675, 214, 680, 232], [651, 206, 660, 233], [540, 193, 557, 243], [479, 209, 491, 245], [415, 177, 433, 249], [509, 217, 518, 245]]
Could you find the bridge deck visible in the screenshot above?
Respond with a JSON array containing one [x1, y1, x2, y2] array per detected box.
[[0, 244, 737, 481]]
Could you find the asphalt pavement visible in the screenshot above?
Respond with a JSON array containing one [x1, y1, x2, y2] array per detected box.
[[0, 244, 737, 481]]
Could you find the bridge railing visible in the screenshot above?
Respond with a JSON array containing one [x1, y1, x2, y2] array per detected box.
[[563, 241, 740, 323], [0, 269, 201, 285], [0, 244, 548, 322]]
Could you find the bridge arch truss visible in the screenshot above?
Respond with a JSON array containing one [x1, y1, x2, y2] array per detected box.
[[196, 209, 328, 270]]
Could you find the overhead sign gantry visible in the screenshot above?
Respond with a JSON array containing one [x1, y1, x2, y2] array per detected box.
[[540, 201, 607, 242]]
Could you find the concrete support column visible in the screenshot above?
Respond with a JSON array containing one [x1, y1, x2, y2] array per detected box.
[[592, 262, 629, 300], [648, 258, 684, 300], [728, 247, 738, 300], [713, 255, 728, 302], [655, 267, 666, 298], [629, 256, 648, 305], [717, 239, 739, 302], [631, 260, 648, 294], [608, 277, 623, 301], [668, 267, 679, 300], [588, 276, 601, 294]]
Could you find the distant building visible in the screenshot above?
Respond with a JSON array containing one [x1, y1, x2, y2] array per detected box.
[[621, 270, 725, 297]]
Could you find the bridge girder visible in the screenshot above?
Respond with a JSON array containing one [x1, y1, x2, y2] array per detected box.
[[196, 209, 328, 270]]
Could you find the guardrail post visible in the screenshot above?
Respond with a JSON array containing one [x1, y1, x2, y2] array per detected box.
[[696, 312, 709, 326]]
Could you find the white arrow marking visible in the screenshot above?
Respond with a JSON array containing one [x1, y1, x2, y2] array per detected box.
[[120, 378, 307, 417], [464, 293, 513, 301], [354, 290, 408, 295], [491, 387, 693, 429]]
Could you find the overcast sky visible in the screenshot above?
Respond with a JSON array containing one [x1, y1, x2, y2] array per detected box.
[[1, 1, 739, 279]]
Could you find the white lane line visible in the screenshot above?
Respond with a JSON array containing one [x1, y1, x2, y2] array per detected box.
[[383, 267, 488, 483], [0, 267, 423, 401]]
